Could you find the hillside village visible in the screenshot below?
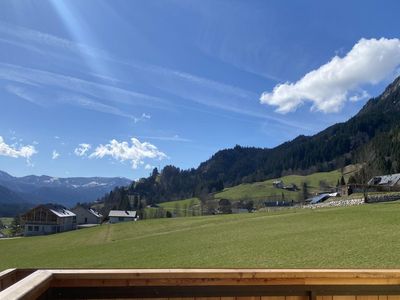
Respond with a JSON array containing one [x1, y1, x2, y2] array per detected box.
[[2, 169, 400, 238]]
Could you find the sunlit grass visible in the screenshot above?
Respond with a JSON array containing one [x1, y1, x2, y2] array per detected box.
[[1, 202, 400, 270]]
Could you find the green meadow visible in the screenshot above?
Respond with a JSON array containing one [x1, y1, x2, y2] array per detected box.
[[1, 201, 400, 270], [158, 197, 200, 210], [214, 169, 347, 201]]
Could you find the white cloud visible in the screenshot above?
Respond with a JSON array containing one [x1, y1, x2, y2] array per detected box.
[[74, 143, 91, 157], [133, 112, 151, 123], [144, 164, 154, 170], [89, 138, 167, 169], [52, 150, 60, 160], [0, 136, 37, 162], [349, 90, 370, 102], [260, 38, 400, 113]]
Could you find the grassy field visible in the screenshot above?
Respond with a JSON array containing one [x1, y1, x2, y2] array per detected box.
[[215, 169, 354, 202], [1, 201, 400, 270], [144, 198, 201, 218], [158, 197, 200, 210]]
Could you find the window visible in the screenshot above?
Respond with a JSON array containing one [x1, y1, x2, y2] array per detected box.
[[84, 217, 88, 223], [34, 226, 39, 231], [28, 226, 33, 231], [118, 217, 124, 221]]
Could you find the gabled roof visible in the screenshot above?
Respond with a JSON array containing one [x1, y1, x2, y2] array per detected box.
[[88, 208, 103, 218], [108, 210, 137, 218], [43, 204, 76, 218], [307, 193, 330, 204], [72, 205, 103, 218], [368, 173, 400, 186]]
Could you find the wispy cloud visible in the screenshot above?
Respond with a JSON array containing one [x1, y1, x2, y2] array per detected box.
[[141, 134, 192, 143], [260, 38, 400, 113], [133, 113, 151, 123], [74, 143, 91, 157], [52, 150, 60, 160], [0, 21, 312, 130], [5, 85, 46, 107], [0, 136, 37, 164], [58, 94, 140, 120], [0, 63, 168, 109], [89, 138, 167, 169], [0, 20, 108, 58], [1, 65, 160, 121]]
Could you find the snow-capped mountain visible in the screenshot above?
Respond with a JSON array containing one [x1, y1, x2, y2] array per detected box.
[[0, 170, 132, 210]]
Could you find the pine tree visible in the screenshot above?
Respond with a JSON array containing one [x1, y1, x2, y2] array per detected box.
[[10, 216, 22, 236]]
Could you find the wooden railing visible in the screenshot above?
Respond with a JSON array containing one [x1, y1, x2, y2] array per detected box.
[[2, 269, 400, 300]]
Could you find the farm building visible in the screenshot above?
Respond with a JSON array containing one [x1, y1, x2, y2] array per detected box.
[[306, 193, 331, 204], [368, 173, 400, 187], [272, 180, 284, 189], [21, 204, 76, 236], [71, 205, 103, 225], [108, 210, 138, 223]]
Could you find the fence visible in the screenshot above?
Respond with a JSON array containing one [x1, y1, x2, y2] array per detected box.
[[2, 269, 400, 300]]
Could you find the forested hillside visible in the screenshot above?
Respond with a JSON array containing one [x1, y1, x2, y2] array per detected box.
[[98, 76, 400, 212]]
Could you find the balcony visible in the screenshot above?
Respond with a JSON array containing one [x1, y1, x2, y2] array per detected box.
[[1, 269, 400, 300]]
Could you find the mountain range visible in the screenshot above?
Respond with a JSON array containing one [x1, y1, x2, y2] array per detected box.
[[98, 75, 400, 211], [3, 76, 400, 217], [0, 171, 131, 216]]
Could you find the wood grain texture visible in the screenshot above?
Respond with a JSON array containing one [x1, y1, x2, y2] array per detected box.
[[0, 270, 52, 300]]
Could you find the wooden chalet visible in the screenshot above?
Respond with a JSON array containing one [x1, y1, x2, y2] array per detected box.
[[21, 204, 77, 236]]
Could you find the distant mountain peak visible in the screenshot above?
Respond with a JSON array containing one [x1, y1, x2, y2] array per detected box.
[[0, 170, 13, 180], [381, 75, 400, 100], [0, 170, 133, 210]]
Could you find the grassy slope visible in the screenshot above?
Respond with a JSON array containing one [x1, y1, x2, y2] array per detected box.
[[158, 198, 200, 210], [215, 169, 347, 201], [1, 202, 400, 270]]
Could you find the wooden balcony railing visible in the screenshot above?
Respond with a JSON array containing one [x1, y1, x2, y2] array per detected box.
[[2, 269, 400, 300]]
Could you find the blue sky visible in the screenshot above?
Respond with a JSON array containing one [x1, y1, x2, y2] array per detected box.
[[1, 0, 400, 179]]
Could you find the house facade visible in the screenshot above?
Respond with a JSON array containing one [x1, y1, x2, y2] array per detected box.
[[108, 210, 138, 223], [21, 204, 77, 236], [71, 205, 103, 225]]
